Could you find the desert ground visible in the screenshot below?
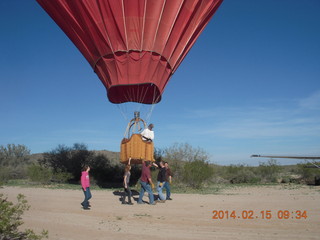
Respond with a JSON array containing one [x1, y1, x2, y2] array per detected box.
[[1, 185, 319, 240]]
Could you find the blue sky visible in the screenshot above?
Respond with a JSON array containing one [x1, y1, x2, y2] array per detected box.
[[1, 0, 319, 165]]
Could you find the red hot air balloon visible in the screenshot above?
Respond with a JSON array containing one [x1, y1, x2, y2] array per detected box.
[[36, 0, 223, 104]]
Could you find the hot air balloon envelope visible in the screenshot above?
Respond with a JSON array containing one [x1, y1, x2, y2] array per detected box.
[[36, 0, 223, 104]]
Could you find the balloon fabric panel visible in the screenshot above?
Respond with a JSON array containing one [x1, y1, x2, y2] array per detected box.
[[36, 0, 223, 104]]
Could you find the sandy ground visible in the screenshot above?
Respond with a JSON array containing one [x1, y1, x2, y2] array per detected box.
[[1, 185, 319, 240]]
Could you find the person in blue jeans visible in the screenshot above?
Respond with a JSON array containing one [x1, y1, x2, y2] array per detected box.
[[164, 162, 173, 200], [156, 161, 166, 203], [122, 158, 133, 205], [138, 160, 156, 205], [81, 165, 92, 210]]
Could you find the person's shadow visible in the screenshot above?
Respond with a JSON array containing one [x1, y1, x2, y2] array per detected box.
[[113, 189, 159, 204]]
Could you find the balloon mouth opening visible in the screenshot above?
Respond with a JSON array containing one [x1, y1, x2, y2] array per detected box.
[[107, 83, 161, 104]]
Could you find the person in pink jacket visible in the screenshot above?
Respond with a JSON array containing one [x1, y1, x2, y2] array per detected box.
[[81, 166, 91, 210]]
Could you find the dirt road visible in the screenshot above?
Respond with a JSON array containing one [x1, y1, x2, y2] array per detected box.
[[1, 185, 319, 240]]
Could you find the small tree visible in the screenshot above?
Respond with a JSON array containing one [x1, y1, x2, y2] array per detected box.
[[39, 143, 93, 182], [0, 193, 48, 240], [183, 160, 213, 188], [0, 144, 31, 180], [89, 154, 113, 187], [257, 159, 280, 183], [27, 164, 52, 184], [0, 144, 31, 167], [154, 148, 164, 162], [163, 143, 212, 187], [227, 165, 260, 184]]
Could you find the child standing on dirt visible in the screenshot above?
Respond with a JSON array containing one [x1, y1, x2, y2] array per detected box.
[[123, 158, 133, 205], [81, 165, 92, 210]]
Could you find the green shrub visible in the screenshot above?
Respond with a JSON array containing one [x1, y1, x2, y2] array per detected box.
[[280, 175, 295, 184], [257, 159, 280, 183], [0, 144, 31, 167], [0, 193, 48, 240], [297, 163, 320, 185], [39, 143, 94, 182], [90, 154, 130, 187], [27, 164, 52, 184], [0, 144, 31, 180], [182, 160, 214, 188], [51, 170, 73, 184], [0, 167, 10, 184], [230, 168, 261, 184], [224, 165, 260, 184], [163, 143, 210, 184]]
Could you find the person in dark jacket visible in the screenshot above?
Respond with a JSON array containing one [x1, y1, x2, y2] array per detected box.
[[155, 161, 166, 203], [164, 162, 173, 200]]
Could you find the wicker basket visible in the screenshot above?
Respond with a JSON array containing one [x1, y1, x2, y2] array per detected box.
[[120, 134, 155, 164]]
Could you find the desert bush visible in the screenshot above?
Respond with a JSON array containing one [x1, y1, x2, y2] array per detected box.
[[154, 148, 164, 162], [90, 154, 114, 187], [0, 144, 31, 167], [257, 159, 280, 183], [231, 169, 260, 184], [27, 164, 72, 184], [39, 143, 93, 182], [0, 193, 48, 240], [280, 175, 299, 184], [90, 154, 140, 187], [27, 164, 52, 184], [182, 160, 214, 188], [51, 170, 73, 183], [0, 167, 11, 184], [0, 144, 31, 180], [297, 163, 320, 185], [218, 160, 282, 184], [129, 164, 143, 186], [38, 143, 129, 186], [162, 143, 212, 187], [163, 143, 208, 162], [224, 165, 260, 184]]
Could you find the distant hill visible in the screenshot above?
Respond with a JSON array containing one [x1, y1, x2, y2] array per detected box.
[[92, 150, 120, 165], [29, 153, 44, 162]]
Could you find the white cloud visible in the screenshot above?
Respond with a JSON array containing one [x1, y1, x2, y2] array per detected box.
[[184, 95, 320, 139], [159, 93, 320, 165], [299, 90, 320, 110]]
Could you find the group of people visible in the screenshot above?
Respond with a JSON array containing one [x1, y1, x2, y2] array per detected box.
[[123, 123, 172, 205], [80, 123, 172, 209], [122, 158, 172, 205]]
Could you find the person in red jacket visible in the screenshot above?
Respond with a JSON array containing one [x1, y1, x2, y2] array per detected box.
[[137, 160, 156, 205], [81, 165, 92, 210]]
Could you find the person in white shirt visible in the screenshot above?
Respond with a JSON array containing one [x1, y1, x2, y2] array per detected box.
[[141, 124, 154, 142]]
